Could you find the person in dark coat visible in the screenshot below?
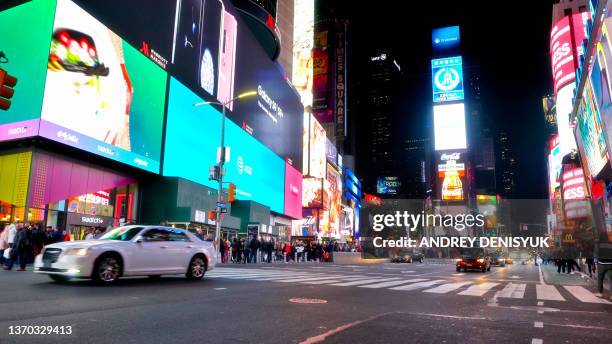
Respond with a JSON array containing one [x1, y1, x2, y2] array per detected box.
[[6, 224, 32, 271]]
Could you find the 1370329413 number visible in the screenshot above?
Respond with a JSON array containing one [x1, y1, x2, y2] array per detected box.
[[8, 325, 73, 335]]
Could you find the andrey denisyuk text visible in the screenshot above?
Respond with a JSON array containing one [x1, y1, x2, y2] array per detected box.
[[372, 236, 550, 248]]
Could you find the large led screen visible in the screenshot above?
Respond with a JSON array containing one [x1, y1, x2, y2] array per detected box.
[[432, 26, 460, 55], [284, 162, 303, 219], [575, 78, 609, 177], [431, 56, 464, 103], [39, 0, 166, 173], [292, 0, 314, 108], [0, 0, 55, 141], [303, 113, 327, 178], [164, 78, 285, 213], [437, 151, 466, 202], [434, 103, 467, 151], [591, 19, 612, 173], [377, 177, 401, 195]]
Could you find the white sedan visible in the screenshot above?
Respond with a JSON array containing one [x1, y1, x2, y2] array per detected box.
[[34, 226, 216, 284]]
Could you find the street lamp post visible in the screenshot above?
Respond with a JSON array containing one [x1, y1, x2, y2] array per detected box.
[[194, 91, 257, 262]]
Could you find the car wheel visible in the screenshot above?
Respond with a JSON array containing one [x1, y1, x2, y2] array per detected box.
[[408, 258, 412, 263], [487, 266, 491, 271], [49, 275, 71, 283], [186, 255, 207, 280], [148, 275, 162, 279], [456, 266, 461, 272], [93, 254, 122, 285]]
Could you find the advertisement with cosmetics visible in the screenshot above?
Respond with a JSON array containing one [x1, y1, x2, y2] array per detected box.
[[0, 0, 55, 142], [38, 0, 167, 173], [163, 77, 285, 214]]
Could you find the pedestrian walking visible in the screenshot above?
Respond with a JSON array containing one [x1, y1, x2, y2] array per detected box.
[[0, 224, 8, 266], [586, 256, 595, 278], [5, 223, 32, 271], [231, 238, 238, 263], [249, 236, 260, 263], [595, 232, 612, 299]]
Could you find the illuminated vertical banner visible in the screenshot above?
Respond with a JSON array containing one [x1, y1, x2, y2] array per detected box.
[[292, 0, 314, 109], [431, 56, 464, 103]]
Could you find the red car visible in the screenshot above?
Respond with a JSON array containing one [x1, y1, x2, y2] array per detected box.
[[456, 249, 491, 272]]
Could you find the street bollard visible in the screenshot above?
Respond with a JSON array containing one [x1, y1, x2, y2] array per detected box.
[[294, 252, 297, 263], [305, 252, 308, 263], [284, 252, 287, 263]]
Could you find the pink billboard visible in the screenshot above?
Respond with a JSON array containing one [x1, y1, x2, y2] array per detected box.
[[284, 162, 303, 219]]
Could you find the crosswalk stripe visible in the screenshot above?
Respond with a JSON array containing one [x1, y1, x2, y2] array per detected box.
[[389, 280, 445, 291], [330, 278, 401, 287], [563, 286, 610, 304], [424, 281, 473, 294], [253, 274, 316, 281], [359, 278, 428, 289], [458, 282, 499, 296], [208, 273, 291, 279], [494, 283, 526, 299], [302, 279, 344, 284], [536, 284, 565, 301], [278, 276, 348, 283]]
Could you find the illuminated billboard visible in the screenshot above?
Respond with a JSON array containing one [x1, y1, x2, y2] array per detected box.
[[432, 26, 460, 54], [326, 138, 338, 166], [0, 0, 54, 142], [548, 135, 562, 196], [575, 78, 609, 177], [431, 56, 464, 103], [292, 0, 314, 109], [562, 168, 589, 219], [437, 152, 466, 202], [302, 177, 324, 208], [590, 19, 612, 173], [303, 113, 327, 178], [39, 0, 166, 173], [377, 177, 401, 195], [284, 163, 303, 219], [163, 78, 285, 213], [433, 103, 467, 151], [551, 16, 576, 95], [323, 163, 341, 238]]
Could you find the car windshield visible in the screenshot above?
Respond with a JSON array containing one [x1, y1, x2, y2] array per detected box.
[[99, 226, 144, 241], [460, 248, 485, 258]]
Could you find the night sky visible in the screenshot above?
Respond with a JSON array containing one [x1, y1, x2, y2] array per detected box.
[[322, 0, 553, 198]]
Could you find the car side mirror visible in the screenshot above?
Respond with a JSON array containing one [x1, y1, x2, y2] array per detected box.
[[136, 238, 143, 244]]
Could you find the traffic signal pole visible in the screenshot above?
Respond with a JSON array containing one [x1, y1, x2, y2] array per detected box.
[[214, 102, 226, 263]]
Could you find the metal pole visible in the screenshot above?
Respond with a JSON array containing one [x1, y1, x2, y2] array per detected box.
[[215, 104, 226, 263]]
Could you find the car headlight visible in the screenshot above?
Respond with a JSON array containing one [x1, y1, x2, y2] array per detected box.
[[63, 248, 89, 256], [456, 258, 462, 262], [477, 258, 485, 263]]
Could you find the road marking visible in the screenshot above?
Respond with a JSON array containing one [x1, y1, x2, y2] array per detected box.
[[538, 264, 545, 284], [495, 283, 526, 299], [537, 301, 544, 306], [331, 278, 401, 287], [458, 282, 499, 296], [534, 321, 543, 328], [424, 281, 473, 294], [510, 275, 521, 279], [359, 278, 428, 289], [452, 273, 464, 276], [213, 287, 226, 290], [302, 280, 343, 284], [563, 286, 611, 304], [401, 271, 416, 273], [253, 274, 317, 281], [389, 280, 445, 291], [536, 285, 565, 301], [532, 339, 543, 344], [279, 276, 348, 283]]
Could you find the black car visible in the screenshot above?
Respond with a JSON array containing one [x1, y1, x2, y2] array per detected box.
[[489, 252, 506, 267]]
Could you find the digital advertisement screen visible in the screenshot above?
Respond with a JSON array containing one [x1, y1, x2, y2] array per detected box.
[[550, 16, 575, 95], [555, 82, 577, 155], [562, 168, 589, 219], [433, 103, 467, 151], [437, 151, 466, 202], [432, 26, 460, 55], [326, 137, 338, 166], [0, 0, 55, 142], [292, 0, 314, 109], [548, 135, 562, 196], [575, 77, 609, 177], [323, 163, 341, 238], [302, 177, 324, 208], [284, 162, 303, 219], [303, 113, 327, 178], [377, 176, 401, 195], [431, 56, 464, 103], [39, 0, 167, 173], [163, 78, 285, 213], [591, 18, 612, 170]]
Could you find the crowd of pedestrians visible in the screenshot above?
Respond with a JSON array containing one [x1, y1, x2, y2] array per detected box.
[[207, 236, 360, 264], [0, 222, 71, 271]]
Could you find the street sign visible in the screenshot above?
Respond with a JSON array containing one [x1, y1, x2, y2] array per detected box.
[[216, 202, 227, 209]]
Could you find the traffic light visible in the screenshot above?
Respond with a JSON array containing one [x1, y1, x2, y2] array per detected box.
[[228, 183, 236, 203], [0, 68, 17, 110]]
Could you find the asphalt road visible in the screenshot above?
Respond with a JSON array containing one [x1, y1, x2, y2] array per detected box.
[[0, 262, 610, 344]]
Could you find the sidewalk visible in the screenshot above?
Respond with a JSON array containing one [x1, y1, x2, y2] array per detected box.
[[540, 263, 609, 292]]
